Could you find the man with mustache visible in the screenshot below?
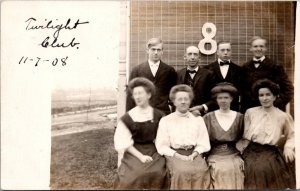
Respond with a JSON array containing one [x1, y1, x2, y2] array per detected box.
[[177, 46, 217, 116]]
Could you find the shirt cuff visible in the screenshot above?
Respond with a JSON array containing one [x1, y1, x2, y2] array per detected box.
[[202, 104, 208, 111]]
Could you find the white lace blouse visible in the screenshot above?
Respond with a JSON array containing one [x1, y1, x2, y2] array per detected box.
[[155, 111, 211, 157], [243, 106, 294, 150]]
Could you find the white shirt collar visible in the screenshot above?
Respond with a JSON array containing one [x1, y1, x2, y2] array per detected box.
[[253, 56, 265, 62], [187, 66, 199, 72], [148, 60, 160, 66], [175, 110, 191, 118]]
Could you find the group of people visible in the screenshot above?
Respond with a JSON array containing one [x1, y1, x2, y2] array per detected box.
[[114, 37, 295, 189]]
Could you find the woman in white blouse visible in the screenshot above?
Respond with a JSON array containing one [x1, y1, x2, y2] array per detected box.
[[155, 84, 211, 189], [236, 79, 295, 189], [114, 77, 168, 189]]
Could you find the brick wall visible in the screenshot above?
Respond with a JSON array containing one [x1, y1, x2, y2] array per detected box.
[[129, 1, 295, 114]]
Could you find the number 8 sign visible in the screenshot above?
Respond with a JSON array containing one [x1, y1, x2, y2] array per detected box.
[[198, 22, 217, 55]]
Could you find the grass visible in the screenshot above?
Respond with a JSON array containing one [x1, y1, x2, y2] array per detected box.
[[50, 128, 118, 189]]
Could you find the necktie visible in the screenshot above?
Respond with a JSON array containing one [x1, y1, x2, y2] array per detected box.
[[187, 70, 196, 74], [220, 61, 230, 66], [151, 63, 158, 76], [253, 60, 262, 68], [253, 60, 262, 64]]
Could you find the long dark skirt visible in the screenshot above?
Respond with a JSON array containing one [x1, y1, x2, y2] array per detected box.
[[114, 143, 168, 189], [242, 142, 295, 189]]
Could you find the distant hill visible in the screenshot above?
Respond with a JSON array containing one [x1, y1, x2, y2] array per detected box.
[[52, 88, 117, 112], [52, 87, 117, 102]]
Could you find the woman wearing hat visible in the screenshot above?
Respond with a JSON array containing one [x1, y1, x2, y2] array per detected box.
[[236, 79, 295, 189], [114, 77, 168, 189], [203, 82, 244, 189]]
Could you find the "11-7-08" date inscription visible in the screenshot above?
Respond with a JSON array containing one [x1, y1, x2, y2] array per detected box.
[[19, 56, 68, 67]]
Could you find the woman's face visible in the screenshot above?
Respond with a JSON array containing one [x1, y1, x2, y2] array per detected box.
[[174, 91, 191, 113], [216, 92, 233, 110], [258, 88, 276, 108], [132, 86, 151, 107]]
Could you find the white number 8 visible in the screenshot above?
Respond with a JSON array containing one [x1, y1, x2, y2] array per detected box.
[[198, 22, 217, 55]]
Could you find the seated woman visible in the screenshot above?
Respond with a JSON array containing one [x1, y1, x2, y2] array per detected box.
[[236, 79, 295, 189], [203, 82, 244, 189], [114, 77, 168, 189], [155, 84, 211, 189]]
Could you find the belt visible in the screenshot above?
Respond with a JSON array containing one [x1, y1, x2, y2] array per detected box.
[[214, 143, 235, 151], [172, 145, 195, 151]]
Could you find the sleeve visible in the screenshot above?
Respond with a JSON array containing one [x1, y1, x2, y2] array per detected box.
[[155, 117, 177, 157], [169, 67, 177, 88], [125, 67, 139, 111], [204, 71, 218, 111], [235, 65, 243, 91], [274, 64, 294, 108], [167, 67, 178, 108], [114, 120, 134, 153], [283, 113, 295, 150], [129, 66, 139, 81], [194, 117, 211, 154], [243, 110, 252, 140]]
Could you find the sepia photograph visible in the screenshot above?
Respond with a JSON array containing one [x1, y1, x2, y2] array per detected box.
[[1, 0, 299, 190]]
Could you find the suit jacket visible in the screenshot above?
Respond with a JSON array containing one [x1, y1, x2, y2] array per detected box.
[[177, 66, 217, 112], [126, 61, 177, 114], [240, 57, 294, 113], [205, 60, 242, 111]]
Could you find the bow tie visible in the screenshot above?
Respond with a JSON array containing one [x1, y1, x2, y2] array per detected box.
[[150, 63, 159, 67], [219, 61, 230, 66], [187, 70, 196, 74], [253, 60, 262, 64]]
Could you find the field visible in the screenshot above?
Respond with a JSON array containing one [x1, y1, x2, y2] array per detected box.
[[51, 89, 118, 189], [50, 126, 118, 189], [51, 106, 118, 189]]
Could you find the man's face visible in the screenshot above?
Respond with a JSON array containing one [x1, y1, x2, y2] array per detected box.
[[217, 43, 231, 61], [147, 43, 163, 62], [250, 39, 267, 58], [185, 46, 200, 68]]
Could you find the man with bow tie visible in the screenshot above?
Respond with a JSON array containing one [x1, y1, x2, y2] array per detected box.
[[177, 46, 217, 116], [240, 36, 294, 113], [126, 38, 177, 114], [205, 41, 242, 112]]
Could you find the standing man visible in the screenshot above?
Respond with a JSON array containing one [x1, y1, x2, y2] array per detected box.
[[205, 41, 242, 111], [177, 46, 217, 116], [240, 36, 294, 113], [126, 38, 177, 114]]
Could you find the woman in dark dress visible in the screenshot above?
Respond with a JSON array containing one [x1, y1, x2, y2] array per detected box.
[[203, 82, 244, 189], [236, 79, 295, 189], [114, 77, 168, 189]]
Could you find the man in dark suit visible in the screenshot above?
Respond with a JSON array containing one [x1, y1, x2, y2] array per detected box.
[[126, 38, 177, 114], [177, 46, 217, 116], [240, 36, 294, 113], [205, 41, 242, 111]]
